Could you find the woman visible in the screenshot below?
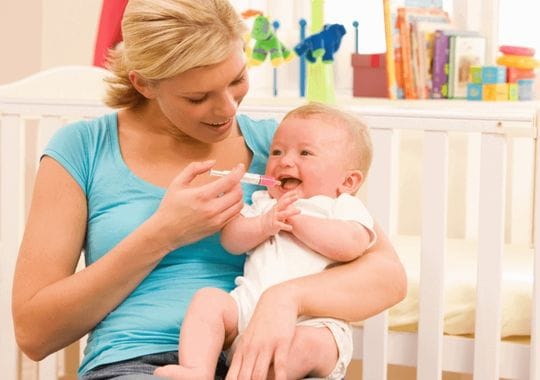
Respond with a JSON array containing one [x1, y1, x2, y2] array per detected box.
[[12, 0, 407, 378]]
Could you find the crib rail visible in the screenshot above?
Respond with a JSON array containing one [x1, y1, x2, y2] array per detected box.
[[1, 77, 539, 379]]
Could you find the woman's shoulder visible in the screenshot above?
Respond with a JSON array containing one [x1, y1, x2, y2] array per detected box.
[[51, 112, 117, 144]]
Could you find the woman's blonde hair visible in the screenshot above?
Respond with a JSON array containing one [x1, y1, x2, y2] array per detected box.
[[104, 0, 247, 109], [282, 102, 373, 177]]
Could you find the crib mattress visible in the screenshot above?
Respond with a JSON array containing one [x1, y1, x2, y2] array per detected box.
[[370, 235, 533, 337]]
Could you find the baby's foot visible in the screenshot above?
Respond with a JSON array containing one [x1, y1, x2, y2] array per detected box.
[[153, 364, 212, 380]]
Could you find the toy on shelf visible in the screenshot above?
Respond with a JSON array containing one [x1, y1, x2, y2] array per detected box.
[[506, 67, 536, 83], [492, 45, 538, 100], [350, 20, 389, 98], [294, 23, 346, 64], [466, 64, 529, 101], [496, 45, 539, 71], [298, 19, 308, 97], [497, 54, 540, 70], [247, 13, 294, 68], [351, 53, 389, 98], [297, 0, 342, 105], [499, 45, 535, 57]]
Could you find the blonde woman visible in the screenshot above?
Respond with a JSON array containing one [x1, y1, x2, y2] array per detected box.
[[12, 1, 407, 378]]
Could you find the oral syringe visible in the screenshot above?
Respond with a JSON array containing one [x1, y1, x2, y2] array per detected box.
[[210, 169, 281, 187]]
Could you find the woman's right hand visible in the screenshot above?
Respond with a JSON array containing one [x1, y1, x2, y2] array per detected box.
[[153, 160, 246, 250]]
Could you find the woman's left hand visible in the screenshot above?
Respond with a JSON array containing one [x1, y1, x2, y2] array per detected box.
[[226, 283, 299, 380]]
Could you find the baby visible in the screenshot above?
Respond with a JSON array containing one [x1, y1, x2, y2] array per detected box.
[[155, 102, 377, 380]]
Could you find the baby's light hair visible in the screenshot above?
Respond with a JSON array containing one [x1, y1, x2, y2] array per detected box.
[[282, 102, 373, 177], [104, 0, 247, 109]]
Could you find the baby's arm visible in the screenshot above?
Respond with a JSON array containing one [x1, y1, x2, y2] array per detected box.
[[288, 214, 372, 262], [221, 191, 300, 254]]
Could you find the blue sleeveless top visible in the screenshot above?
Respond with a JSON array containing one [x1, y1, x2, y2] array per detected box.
[[43, 113, 278, 374]]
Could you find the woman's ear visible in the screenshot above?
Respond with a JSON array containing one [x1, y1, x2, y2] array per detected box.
[[128, 70, 157, 99], [338, 170, 364, 195]]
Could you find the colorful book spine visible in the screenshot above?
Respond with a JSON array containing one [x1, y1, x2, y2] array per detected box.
[[431, 29, 449, 98], [396, 8, 417, 99], [383, 0, 398, 99]]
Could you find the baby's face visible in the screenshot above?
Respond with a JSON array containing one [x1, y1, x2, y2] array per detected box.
[[266, 115, 351, 199]]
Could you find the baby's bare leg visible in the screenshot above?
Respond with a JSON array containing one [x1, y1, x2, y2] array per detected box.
[[276, 325, 339, 379], [153, 287, 238, 380]]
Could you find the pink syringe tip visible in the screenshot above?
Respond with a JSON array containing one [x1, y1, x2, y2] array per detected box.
[[259, 175, 281, 187]]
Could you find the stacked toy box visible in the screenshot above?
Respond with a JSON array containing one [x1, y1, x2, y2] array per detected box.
[[467, 45, 538, 101]]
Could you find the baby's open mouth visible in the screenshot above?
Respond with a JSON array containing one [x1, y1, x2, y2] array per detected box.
[[279, 176, 302, 190]]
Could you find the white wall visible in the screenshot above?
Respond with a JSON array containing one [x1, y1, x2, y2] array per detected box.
[[0, 1, 43, 84], [0, 0, 101, 85]]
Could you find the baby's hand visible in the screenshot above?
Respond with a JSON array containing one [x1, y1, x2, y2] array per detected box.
[[261, 191, 300, 236]]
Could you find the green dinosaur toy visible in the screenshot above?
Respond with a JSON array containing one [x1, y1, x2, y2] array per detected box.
[[249, 15, 294, 67]]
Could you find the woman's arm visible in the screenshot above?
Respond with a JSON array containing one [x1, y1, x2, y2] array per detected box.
[[226, 223, 406, 380], [12, 158, 245, 361], [288, 214, 371, 262]]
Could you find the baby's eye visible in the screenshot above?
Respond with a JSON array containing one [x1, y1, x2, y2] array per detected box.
[[271, 149, 282, 156], [300, 150, 311, 156]]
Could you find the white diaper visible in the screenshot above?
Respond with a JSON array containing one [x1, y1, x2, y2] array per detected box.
[[298, 317, 353, 380]]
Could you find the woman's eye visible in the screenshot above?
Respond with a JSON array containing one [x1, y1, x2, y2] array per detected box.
[[187, 97, 206, 104], [231, 75, 246, 86]]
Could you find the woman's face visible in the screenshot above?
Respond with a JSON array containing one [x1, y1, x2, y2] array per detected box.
[[150, 42, 249, 143]]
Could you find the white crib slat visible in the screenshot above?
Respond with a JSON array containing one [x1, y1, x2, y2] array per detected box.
[[0, 113, 26, 380], [473, 133, 506, 379], [531, 121, 540, 380], [367, 129, 397, 234], [465, 133, 480, 240], [417, 131, 448, 380], [364, 128, 396, 380], [38, 356, 57, 380]]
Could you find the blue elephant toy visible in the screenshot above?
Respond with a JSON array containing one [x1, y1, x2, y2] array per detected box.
[[294, 24, 346, 64]]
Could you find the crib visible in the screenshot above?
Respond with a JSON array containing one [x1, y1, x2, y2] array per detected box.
[[1, 66, 539, 380]]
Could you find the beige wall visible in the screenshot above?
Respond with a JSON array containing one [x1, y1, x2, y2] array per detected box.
[[0, 0, 101, 84]]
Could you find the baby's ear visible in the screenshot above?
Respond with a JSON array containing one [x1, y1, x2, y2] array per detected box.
[[338, 170, 364, 195]]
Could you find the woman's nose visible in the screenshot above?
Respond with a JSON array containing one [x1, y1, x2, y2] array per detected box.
[[215, 91, 237, 117]]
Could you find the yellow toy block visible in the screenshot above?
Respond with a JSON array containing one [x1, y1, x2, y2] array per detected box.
[[482, 83, 508, 101], [508, 83, 518, 101]]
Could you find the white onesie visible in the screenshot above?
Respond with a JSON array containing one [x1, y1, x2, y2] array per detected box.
[[229, 190, 376, 380]]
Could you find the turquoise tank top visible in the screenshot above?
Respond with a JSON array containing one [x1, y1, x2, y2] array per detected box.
[[43, 112, 278, 374]]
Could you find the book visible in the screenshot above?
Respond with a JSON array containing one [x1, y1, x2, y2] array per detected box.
[[383, 0, 398, 99], [405, 0, 443, 7], [411, 21, 452, 98], [431, 29, 450, 98], [447, 33, 486, 98], [396, 7, 450, 99]]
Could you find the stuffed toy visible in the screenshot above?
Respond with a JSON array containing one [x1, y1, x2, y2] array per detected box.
[[294, 24, 346, 64], [249, 15, 294, 67]]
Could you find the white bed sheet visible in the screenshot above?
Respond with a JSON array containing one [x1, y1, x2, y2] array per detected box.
[[375, 235, 533, 337]]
